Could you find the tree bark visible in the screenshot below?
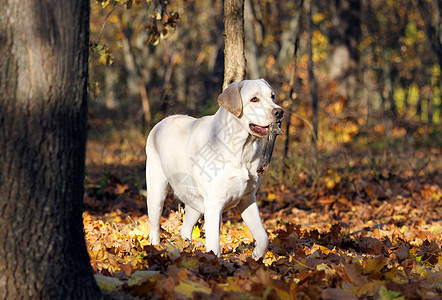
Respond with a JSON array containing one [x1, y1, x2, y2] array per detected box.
[[223, 0, 246, 90], [417, 0, 442, 122], [284, 0, 304, 164], [0, 1, 102, 299], [121, 14, 152, 125], [329, 0, 361, 100], [244, 0, 259, 79], [306, 0, 318, 146]]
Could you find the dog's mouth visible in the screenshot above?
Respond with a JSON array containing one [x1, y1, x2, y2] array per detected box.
[[249, 123, 269, 137]]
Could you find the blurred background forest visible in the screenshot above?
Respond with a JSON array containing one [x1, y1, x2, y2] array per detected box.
[[87, 0, 441, 189], [84, 2, 441, 297]]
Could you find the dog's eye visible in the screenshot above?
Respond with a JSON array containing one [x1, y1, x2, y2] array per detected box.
[[250, 97, 259, 103], [271, 94, 275, 100]]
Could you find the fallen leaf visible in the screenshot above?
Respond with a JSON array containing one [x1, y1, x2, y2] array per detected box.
[[192, 225, 201, 240], [94, 274, 123, 292], [127, 270, 161, 286], [174, 279, 212, 298], [322, 288, 358, 300]]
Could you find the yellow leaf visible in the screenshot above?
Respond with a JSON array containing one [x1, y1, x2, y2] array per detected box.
[[161, 240, 180, 259], [108, 15, 119, 24], [353, 281, 382, 298], [221, 277, 244, 292], [383, 267, 408, 285], [324, 170, 341, 189], [392, 215, 406, 221], [316, 263, 335, 276], [94, 274, 123, 292], [311, 244, 332, 255], [333, 101, 343, 114], [138, 220, 151, 235], [100, 0, 110, 8], [267, 192, 276, 201], [90, 82, 101, 98], [174, 280, 212, 298], [427, 223, 442, 235], [243, 224, 254, 240], [181, 256, 199, 270], [138, 238, 149, 248], [363, 255, 386, 274], [312, 12, 325, 24], [275, 288, 291, 300], [411, 263, 427, 278], [155, 10, 162, 20], [192, 225, 201, 240], [98, 53, 113, 65], [127, 270, 160, 287], [133, 227, 147, 237], [263, 251, 277, 266]]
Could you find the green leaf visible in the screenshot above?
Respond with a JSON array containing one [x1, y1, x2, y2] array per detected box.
[[377, 286, 405, 300], [94, 274, 123, 292]]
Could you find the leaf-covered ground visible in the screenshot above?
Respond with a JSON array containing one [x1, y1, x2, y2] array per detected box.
[[84, 113, 441, 299]]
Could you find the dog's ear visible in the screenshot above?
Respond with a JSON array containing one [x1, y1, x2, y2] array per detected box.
[[217, 81, 245, 118], [259, 78, 270, 85]]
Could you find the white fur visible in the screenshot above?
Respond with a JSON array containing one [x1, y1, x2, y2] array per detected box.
[[145, 79, 284, 259]]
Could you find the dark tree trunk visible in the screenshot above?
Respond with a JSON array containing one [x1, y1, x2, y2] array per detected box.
[[223, 0, 246, 90], [417, 0, 442, 122], [306, 0, 318, 146], [283, 0, 304, 169], [0, 1, 102, 299], [329, 0, 361, 100]]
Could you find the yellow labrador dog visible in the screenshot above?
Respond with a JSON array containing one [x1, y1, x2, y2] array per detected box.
[[146, 79, 284, 259]]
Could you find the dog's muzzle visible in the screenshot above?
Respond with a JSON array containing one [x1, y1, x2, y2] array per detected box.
[[272, 108, 284, 121]]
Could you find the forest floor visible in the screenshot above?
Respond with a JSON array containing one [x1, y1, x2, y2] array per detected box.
[[83, 107, 441, 299]]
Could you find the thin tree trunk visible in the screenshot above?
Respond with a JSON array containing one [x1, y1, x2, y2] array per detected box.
[[0, 1, 101, 299], [121, 14, 152, 125], [417, 0, 442, 122], [283, 0, 304, 171], [244, 0, 259, 79], [306, 0, 318, 147], [105, 67, 118, 109], [417, 90, 423, 119], [223, 0, 246, 90], [278, 0, 304, 78]]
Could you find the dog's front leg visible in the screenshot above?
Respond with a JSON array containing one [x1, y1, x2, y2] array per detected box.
[[203, 202, 223, 256], [238, 196, 269, 260]]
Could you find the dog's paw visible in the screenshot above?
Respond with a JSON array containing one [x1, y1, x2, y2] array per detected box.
[[251, 247, 267, 260], [205, 246, 221, 257], [149, 238, 160, 245], [180, 232, 192, 242], [251, 239, 268, 260], [149, 231, 161, 245]]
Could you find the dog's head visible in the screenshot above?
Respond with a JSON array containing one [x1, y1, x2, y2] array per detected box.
[[218, 79, 285, 138]]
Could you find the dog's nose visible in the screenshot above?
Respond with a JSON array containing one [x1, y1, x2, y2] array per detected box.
[[272, 108, 284, 120]]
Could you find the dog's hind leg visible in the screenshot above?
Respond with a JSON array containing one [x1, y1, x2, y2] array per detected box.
[[146, 158, 168, 245], [181, 205, 202, 241]]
